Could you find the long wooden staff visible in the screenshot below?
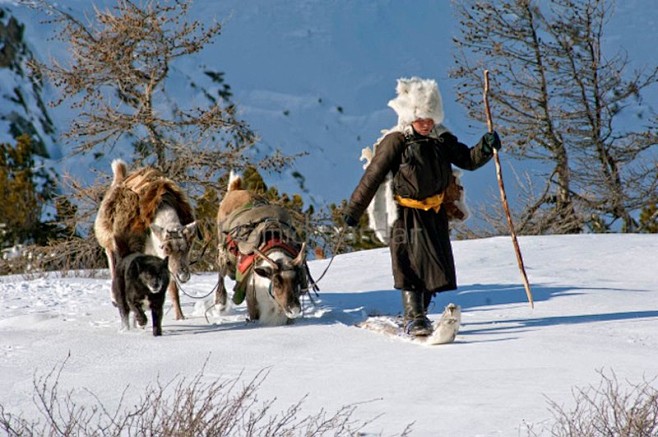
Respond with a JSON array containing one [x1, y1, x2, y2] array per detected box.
[[483, 70, 534, 309]]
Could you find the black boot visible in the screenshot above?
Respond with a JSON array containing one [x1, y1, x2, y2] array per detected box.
[[401, 290, 433, 336], [423, 290, 434, 313]]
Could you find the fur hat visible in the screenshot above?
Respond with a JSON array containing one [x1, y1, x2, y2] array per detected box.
[[387, 77, 444, 126]]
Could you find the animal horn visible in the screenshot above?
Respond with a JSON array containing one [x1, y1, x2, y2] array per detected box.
[[292, 242, 307, 266], [254, 247, 278, 269]]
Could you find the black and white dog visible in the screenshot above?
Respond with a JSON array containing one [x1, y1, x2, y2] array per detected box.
[[112, 233, 170, 336]]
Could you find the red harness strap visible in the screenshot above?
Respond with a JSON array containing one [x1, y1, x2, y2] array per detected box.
[[225, 234, 240, 257], [237, 238, 300, 275]]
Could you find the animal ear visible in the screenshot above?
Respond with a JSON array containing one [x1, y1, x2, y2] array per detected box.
[[292, 242, 307, 266], [183, 221, 197, 239], [150, 224, 165, 239], [254, 265, 273, 278]]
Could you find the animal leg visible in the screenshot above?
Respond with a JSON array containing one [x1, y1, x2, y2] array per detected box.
[[246, 285, 259, 322], [214, 273, 228, 312], [107, 249, 117, 303], [151, 305, 163, 336], [168, 281, 185, 320], [112, 275, 129, 330], [115, 297, 130, 331], [129, 300, 148, 328]]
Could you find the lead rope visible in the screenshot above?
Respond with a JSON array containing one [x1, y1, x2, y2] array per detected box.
[[189, 230, 214, 267], [174, 272, 217, 299], [163, 229, 216, 300], [293, 225, 349, 315], [306, 225, 349, 287]]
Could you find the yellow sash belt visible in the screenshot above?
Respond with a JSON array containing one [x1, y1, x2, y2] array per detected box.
[[394, 193, 444, 213]]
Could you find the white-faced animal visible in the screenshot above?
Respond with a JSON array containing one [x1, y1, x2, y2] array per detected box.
[[95, 160, 196, 320], [249, 243, 306, 325], [215, 173, 307, 325]]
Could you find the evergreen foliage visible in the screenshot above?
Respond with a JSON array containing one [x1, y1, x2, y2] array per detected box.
[[327, 200, 386, 255], [0, 135, 58, 249], [0, 136, 91, 275], [638, 202, 658, 233]]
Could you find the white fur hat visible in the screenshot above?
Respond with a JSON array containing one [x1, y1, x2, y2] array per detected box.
[[387, 77, 444, 126]]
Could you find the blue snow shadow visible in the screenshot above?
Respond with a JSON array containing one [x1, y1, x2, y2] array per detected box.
[[314, 282, 572, 323], [167, 282, 657, 337], [313, 282, 658, 336], [462, 310, 658, 335]]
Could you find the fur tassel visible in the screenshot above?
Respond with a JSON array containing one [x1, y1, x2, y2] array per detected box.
[[111, 159, 127, 186], [228, 170, 242, 192]]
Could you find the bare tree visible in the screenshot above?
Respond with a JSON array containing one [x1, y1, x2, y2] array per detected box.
[[451, 0, 658, 234], [526, 370, 658, 436], [14, 0, 299, 272], [29, 0, 292, 187]]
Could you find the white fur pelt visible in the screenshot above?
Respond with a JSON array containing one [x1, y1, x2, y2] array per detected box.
[[388, 77, 445, 126], [449, 169, 470, 223]]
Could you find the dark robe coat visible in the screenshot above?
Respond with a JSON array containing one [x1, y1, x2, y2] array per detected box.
[[345, 129, 493, 293]]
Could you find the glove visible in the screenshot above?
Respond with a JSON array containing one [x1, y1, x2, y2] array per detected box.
[[343, 214, 359, 227], [482, 131, 501, 154]]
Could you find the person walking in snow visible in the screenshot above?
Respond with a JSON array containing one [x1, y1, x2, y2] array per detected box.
[[343, 77, 500, 336]]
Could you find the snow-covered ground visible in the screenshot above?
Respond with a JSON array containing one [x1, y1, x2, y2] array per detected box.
[[1, 234, 656, 436]]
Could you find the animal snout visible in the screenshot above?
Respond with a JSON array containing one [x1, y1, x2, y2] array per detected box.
[[285, 303, 302, 319], [176, 270, 191, 283]]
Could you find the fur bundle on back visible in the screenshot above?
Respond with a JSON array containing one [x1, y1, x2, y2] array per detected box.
[[120, 165, 196, 234], [94, 180, 145, 253], [95, 160, 195, 253]]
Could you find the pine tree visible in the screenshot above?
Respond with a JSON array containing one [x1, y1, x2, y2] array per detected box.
[[0, 134, 57, 249], [638, 203, 658, 233]]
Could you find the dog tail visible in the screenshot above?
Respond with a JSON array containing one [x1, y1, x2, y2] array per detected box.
[[111, 159, 128, 186], [227, 170, 242, 192]]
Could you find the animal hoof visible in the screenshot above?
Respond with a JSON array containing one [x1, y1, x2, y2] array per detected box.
[[177, 272, 191, 283], [286, 307, 302, 320]]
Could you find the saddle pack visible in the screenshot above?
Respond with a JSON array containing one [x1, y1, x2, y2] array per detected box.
[[219, 203, 307, 304]]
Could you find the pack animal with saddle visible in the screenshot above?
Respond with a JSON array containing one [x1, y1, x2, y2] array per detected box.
[[215, 175, 313, 326]]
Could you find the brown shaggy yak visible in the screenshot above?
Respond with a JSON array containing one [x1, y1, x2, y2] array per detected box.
[[95, 159, 196, 320]]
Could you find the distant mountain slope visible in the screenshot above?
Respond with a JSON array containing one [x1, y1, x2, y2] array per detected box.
[[0, 7, 58, 158], [2, 0, 656, 214]]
